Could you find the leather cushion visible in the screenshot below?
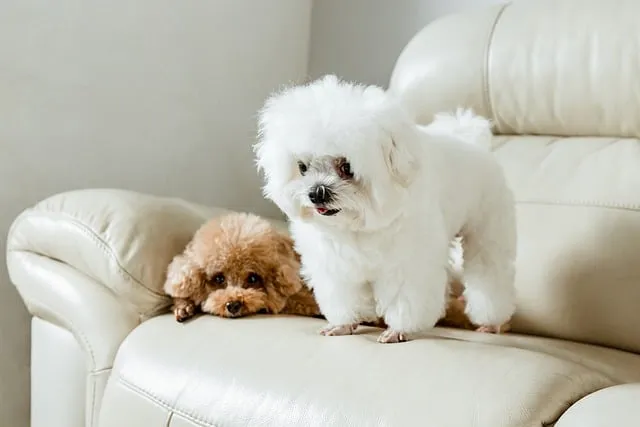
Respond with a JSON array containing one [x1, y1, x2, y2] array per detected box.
[[556, 383, 640, 427], [390, 0, 640, 139], [492, 135, 640, 353], [99, 316, 640, 427]]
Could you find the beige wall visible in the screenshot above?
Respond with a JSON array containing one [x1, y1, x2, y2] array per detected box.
[[309, 0, 507, 86], [0, 1, 311, 424]]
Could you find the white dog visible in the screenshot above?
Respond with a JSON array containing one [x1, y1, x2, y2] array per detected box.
[[254, 75, 516, 343]]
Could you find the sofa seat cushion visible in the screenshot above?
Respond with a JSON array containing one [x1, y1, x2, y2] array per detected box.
[[98, 316, 640, 427]]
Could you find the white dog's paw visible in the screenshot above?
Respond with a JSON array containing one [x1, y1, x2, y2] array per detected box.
[[377, 329, 409, 344], [319, 323, 358, 336]]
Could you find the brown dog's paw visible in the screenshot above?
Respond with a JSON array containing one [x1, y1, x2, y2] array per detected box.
[[475, 322, 511, 334], [173, 299, 197, 323]]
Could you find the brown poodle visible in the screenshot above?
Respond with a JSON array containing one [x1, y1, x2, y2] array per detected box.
[[163, 212, 500, 332], [164, 213, 320, 321]]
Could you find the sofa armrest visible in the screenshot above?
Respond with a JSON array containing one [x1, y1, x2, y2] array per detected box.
[[6, 189, 236, 368], [556, 383, 640, 427], [7, 189, 234, 316]]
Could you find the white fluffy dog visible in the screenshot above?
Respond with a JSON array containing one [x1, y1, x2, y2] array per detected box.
[[254, 75, 516, 343]]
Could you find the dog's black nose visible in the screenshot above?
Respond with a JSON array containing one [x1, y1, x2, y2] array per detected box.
[[226, 301, 242, 315], [308, 185, 333, 204]]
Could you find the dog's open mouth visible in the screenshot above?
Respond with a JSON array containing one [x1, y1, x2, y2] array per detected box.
[[316, 207, 340, 216]]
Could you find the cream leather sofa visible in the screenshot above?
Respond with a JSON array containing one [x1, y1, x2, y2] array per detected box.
[[7, 0, 640, 426]]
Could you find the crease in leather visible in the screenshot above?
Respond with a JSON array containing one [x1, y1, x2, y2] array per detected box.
[[541, 375, 614, 427], [483, 2, 509, 126], [90, 370, 116, 427], [142, 301, 174, 322], [88, 371, 97, 427], [9, 209, 168, 312], [165, 411, 173, 427], [7, 249, 154, 346], [114, 375, 219, 427], [89, 369, 114, 427], [516, 199, 640, 211], [543, 138, 562, 146], [9, 251, 142, 371], [9, 245, 159, 322], [12, 209, 166, 298]]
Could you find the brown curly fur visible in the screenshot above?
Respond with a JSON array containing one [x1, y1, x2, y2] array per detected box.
[[163, 212, 491, 332], [164, 213, 321, 321]]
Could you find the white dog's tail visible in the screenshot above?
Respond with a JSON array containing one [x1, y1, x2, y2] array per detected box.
[[422, 108, 494, 150]]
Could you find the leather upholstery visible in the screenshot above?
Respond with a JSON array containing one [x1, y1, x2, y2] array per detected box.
[[556, 384, 640, 427], [10, 187, 640, 427], [7, 0, 640, 426], [100, 315, 640, 427], [31, 318, 86, 427], [391, 0, 640, 139], [492, 135, 640, 353]]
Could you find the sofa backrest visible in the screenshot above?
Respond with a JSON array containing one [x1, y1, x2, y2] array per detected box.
[[388, 0, 640, 354], [390, 0, 640, 139]]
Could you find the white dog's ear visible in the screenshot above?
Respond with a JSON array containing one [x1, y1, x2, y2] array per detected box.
[[384, 135, 419, 187]]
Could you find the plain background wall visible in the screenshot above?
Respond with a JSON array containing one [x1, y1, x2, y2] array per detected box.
[[0, 0, 507, 424], [309, 0, 507, 86], [0, 1, 311, 424]]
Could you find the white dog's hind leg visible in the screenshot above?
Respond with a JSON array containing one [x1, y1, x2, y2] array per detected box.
[[461, 195, 517, 332], [375, 259, 448, 343]]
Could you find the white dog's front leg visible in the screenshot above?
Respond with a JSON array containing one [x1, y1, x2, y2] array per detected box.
[[310, 275, 375, 337], [375, 261, 448, 343]]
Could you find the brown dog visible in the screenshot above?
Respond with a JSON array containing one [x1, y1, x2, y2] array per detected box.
[[164, 213, 320, 321]]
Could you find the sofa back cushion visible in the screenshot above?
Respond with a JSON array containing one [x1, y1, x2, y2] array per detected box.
[[389, 0, 640, 353], [495, 136, 640, 353], [390, 0, 640, 139]]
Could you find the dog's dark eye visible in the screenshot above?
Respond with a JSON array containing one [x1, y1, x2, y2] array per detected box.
[[211, 273, 225, 285], [297, 161, 308, 175], [246, 272, 263, 287], [338, 160, 353, 179]]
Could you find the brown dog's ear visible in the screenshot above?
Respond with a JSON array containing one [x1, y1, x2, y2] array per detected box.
[[270, 232, 304, 297], [163, 254, 208, 301], [275, 262, 304, 298]]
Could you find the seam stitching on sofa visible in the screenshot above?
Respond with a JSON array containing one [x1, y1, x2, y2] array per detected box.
[[11, 210, 166, 301], [115, 375, 219, 427], [483, 3, 509, 127], [517, 200, 640, 211]]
